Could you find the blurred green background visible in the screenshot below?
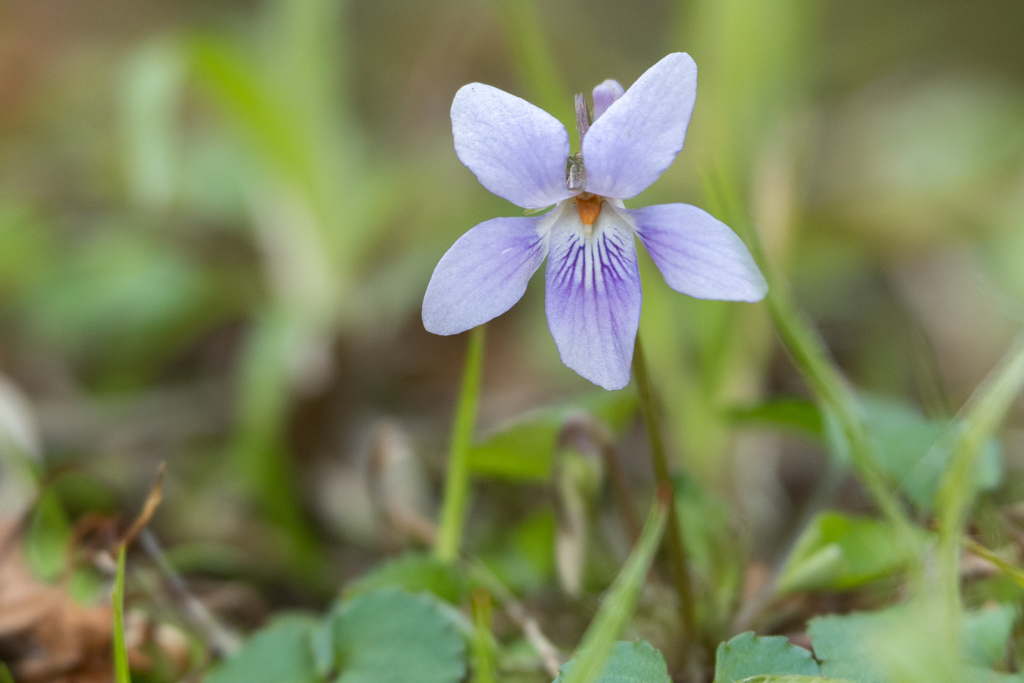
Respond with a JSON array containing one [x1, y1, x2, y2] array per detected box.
[[1, 0, 1024, 636]]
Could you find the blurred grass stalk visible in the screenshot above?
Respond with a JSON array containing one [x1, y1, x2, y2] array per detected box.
[[142, 0, 393, 582], [702, 168, 918, 555], [935, 334, 1024, 623], [112, 544, 132, 683], [629, 0, 821, 490], [435, 326, 487, 563], [559, 490, 670, 683]]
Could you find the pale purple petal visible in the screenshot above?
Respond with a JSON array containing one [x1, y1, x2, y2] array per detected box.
[[582, 53, 697, 199], [452, 83, 575, 209], [592, 79, 624, 120], [629, 203, 768, 301], [423, 215, 550, 335], [545, 203, 641, 390]]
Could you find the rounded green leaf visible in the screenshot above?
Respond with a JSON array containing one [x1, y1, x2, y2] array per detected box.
[[714, 632, 820, 683], [554, 640, 670, 683], [334, 588, 466, 683]]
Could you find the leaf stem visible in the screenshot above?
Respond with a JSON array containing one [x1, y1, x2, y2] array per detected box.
[[435, 325, 487, 563], [632, 333, 697, 649]]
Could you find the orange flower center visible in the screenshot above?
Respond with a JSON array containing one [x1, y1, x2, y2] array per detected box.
[[574, 193, 603, 226]]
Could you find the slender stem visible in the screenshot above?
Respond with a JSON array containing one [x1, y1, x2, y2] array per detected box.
[[632, 333, 697, 647], [435, 325, 487, 563], [936, 334, 1024, 615]]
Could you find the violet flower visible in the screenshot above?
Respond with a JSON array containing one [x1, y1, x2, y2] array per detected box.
[[423, 53, 767, 390]]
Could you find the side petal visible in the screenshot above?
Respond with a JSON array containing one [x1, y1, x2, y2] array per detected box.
[[545, 203, 641, 390], [452, 83, 575, 209], [629, 203, 768, 301], [582, 53, 697, 199], [423, 215, 550, 335]]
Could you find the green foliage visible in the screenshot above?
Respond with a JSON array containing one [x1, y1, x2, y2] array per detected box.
[[205, 617, 318, 683], [332, 588, 466, 683], [776, 512, 924, 593], [729, 678, 852, 683], [963, 604, 1018, 668], [206, 589, 465, 683], [807, 606, 912, 683], [480, 510, 556, 593], [343, 553, 467, 605], [24, 489, 71, 583], [468, 391, 637, 481], [714, 632, 819, 683], [554, 640, 670, 683], [827, 395, 1002, 510], [805, 602, 1019, 683], [726, 398, 824, 438]]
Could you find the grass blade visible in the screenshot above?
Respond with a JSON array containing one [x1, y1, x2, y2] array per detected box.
[[112, 544, 132, 683], [559, 488, 670, 683], [936, 335, 1024, 609]]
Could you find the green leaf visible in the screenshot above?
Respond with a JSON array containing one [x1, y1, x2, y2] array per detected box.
[[806, 603, 1015, 683], [554, 640, 670, 683], [25, 489, 71, 582], [827, 395, 1002, 510], [333, 588, 466, 683], [112, 545, 132, 683], [726, 398, 824, 438], [731, 677, 853, 683], [807, 607, 906, 683], [713, 632, 820, 683], [963, 604, 1018, 668], [776, 512, 923, 593], [467, 391, 636, 482], [342, 553, 466, 604], [468, 413, 560, 481], [204, 617, 318, 683]]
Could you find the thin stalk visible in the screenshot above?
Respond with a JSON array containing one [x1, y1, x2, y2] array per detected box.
[[435, 325, 487, 563], [936, 334, 1024, 613], [632, 334, 697, 648], [559, 490, 670, 683], [112, 544, 132, 683]]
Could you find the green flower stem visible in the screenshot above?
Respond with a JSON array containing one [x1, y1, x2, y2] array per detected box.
[[435, 325, 487, 563], [632, 333, 697, 649], [936, 334, 1024, 611]]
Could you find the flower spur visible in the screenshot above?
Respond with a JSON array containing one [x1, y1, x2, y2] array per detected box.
[[423, 53, 767, 390]]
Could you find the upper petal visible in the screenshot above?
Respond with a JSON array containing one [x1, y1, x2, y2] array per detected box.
[[423, 215, 551, 335], [581, 53, 697, 199], [452, 83, 575, 209], [591, 79, 624, 120], [545, 203, 641, 390], [628, 203, 767, 301]]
